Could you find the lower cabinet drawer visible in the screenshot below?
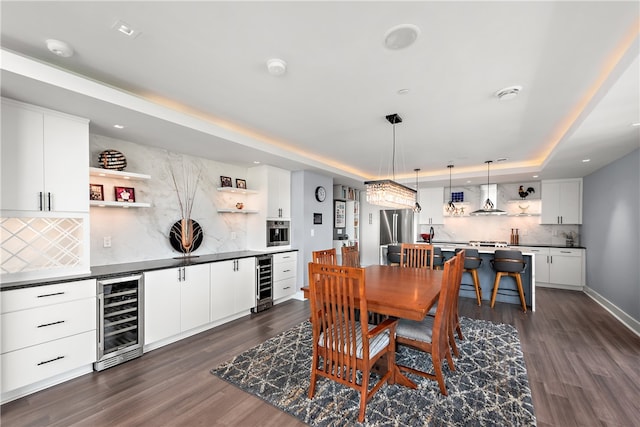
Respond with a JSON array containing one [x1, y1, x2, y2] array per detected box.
[[273, 261, 296, 282], [1, 330, 96, 393], [273, 277, 296, 300], [1, 298, 96, 354], [2, 279, 96, 313]]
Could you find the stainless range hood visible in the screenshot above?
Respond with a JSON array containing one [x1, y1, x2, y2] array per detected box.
[[470, 184, 507, 216]]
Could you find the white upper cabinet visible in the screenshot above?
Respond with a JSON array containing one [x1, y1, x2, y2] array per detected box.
[[247, 165, 291, 219], [1, 98, 89, 213], [540, 179, 582, 224], [418, 187, 444, 225]]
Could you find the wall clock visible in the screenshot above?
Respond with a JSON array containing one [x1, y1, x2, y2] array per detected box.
[[315, 186, 326, 202]]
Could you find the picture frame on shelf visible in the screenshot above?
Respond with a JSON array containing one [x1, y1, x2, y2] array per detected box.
[[220, 176, 232, 187], [90, 183, 104, 201], [115, 186, 135, 202], [236, 178, 247, 189]]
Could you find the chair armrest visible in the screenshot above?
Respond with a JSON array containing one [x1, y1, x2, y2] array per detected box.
[[368, 317, 398, 337]]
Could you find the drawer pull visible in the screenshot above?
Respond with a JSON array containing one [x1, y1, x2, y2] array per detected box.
[[37, 355, 65, 366], [560, 251, 572, 253], [283, 286, 291, 290], [37, 292, 65, 298], [282, 269, 291, 273], [37, 320, 66, 328]]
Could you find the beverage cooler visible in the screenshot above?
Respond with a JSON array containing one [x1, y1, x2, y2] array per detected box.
[[94, 274, 144, 371]]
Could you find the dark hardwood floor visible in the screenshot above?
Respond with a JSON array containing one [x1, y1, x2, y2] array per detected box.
[[2, 288, 639, 426]]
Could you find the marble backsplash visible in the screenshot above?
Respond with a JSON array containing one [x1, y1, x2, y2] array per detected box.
[[90, 134, 251, 266]]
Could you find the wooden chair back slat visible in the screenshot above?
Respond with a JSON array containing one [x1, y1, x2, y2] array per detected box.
[[400, 243, 434, 269], [341, 245, 360, 267], [312, 248, 337, 265]]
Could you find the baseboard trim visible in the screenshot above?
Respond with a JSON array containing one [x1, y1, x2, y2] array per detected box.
[[583, 286, 640, 337]]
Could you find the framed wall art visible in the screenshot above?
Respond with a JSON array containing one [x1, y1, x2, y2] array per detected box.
[[90, 184, 104, 201], [115, 186, 135, 202], [220, 176, 232, 187], [334, 200, 346, 228], [236, 178, 247, 189]]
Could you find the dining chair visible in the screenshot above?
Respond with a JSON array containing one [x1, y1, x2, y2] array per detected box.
[[490, 249, 527, 312], [432, 247, 445, 270], [341, 245, 360, 267], [311, 248, 337, 265], [400, 243, 434, 269], [395, 255, 458, 395], [307, 263, 398, 422], [448, 249, 465, 357]]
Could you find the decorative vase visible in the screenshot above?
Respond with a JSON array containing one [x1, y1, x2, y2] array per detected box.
[[236, 202, 244, 210], [181, 218, 194, 253]]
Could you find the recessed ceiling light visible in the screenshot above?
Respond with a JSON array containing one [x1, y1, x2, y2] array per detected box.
[[266, 58, 287, 76], [46, 39, 74, 57], [397, 88, 410, 95], [533, 175, 539, 178], [582, 159, 591, 163], [495, 85, 522, 101], [113, 124, 125, 129], [253, 161, 261, 164], [383, 24, 420, 50], [112, 20, 141, 38], [632, 122, 640, 127], [496, 157, 508, 162]]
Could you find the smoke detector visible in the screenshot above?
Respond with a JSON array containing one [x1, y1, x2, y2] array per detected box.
[[46, 39, 74, 58], [383, 24, 420, 50], [266, 58, 287, 76], [495, 85, 522, 101]]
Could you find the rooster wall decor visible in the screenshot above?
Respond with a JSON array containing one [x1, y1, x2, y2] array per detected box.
[[518, 186, 535, 199]]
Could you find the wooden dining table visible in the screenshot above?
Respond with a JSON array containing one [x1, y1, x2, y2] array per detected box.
[[301, 264, 444, 321], [301, 264, 445, 388]]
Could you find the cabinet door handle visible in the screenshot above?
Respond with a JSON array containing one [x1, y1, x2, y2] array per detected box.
[[182, 267, 186, 281], [560, 251, 572, 254], [39, 192, 44, 211], [47, 192, 52, 211], [37, 292, 65, 298], [37, 355, 65, 366], [37, 320, 65, 328], [550, 256, 553, 264]]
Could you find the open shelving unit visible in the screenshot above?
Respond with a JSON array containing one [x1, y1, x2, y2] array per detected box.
[[216, 186, 259, 214], [89, 167, 151, 208]]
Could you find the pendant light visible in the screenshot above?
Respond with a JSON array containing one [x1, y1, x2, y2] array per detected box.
[[471, 160, 507, 215], [446, 164, 456, 214], [365, 114, 417, 209], [413, 168, 422, 213]]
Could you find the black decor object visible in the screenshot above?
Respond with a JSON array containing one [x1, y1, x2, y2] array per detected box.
[[169, 219, 204, 254], [98, 149, 127, 170]]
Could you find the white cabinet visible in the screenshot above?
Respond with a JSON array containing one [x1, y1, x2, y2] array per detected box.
[[210, 258, 256, 321], [1, 279, 96, 394], [520, 247, 585, 290], [144, 264, 210, 345], [247, 165, 292, 250], [541, 179, 582, 224], [1, 98, 89, 213], [273, 251, 297, 301], [418, 187, 444, 225]]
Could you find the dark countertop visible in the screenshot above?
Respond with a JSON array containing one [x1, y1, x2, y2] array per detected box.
[[430, 241, 585, 249], [1, 249, 298, 291]]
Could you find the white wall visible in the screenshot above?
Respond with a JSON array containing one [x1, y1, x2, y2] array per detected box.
[[90, 135, 251, 265]]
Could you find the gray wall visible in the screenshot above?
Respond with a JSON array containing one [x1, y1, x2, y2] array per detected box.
[[583, 148, 639, 323], [291, 170, 334, 287]]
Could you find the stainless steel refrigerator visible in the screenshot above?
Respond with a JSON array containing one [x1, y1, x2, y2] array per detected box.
[[380, 209, 416, 245]]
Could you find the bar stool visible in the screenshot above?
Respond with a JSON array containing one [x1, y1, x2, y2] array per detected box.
[[432, 247, 445, 270], [456, 248, 483, 306], [490, 249, 527, 312], [387, 244, 401, 266]]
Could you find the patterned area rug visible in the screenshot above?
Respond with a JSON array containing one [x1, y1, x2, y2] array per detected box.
[[211, 317, 536, 426]]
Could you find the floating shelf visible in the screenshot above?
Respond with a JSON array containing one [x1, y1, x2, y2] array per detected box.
[[216, 187, 258, 195], [90, 201, 151, 208], [217, 209, 258, 214], [89, 167, 151, 181]]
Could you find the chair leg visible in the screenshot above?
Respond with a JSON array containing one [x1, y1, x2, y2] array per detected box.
[[470, 269, 482, 306], [448, 326, 459, 357], [514, 272, 527, 313], [455, 314, 463, 340], [490, 272, 503, 308], [432, 354, 448, 396], [358, 372, 368, 422]]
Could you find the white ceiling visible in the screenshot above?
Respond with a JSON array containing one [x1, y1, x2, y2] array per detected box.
[[1, 1, 638, 189]]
